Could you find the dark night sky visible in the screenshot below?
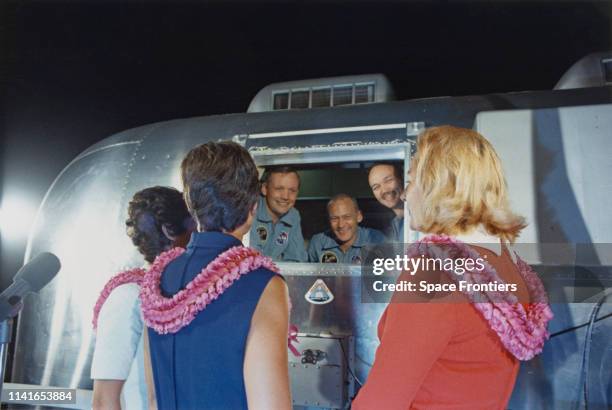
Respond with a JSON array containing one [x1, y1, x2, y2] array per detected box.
[[1, 1, 611, 281]]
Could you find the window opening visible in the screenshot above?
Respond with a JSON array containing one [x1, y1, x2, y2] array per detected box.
[[251, 160, 406, 264], [273, 92, 289, 110]]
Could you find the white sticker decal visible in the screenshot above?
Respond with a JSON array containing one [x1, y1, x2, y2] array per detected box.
[[304, 279, 334, 305]]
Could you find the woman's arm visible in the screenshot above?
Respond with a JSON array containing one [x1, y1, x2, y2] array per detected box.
[[244, 275, 292, 410], [92, 380, 123, 410]]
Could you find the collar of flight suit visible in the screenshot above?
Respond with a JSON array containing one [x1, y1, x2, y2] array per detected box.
[[321, 226, 366, 251]]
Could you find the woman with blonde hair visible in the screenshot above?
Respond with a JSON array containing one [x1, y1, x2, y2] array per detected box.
[[353, 126, 553, 409]]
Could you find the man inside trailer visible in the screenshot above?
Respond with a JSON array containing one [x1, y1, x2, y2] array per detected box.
[[367, 163, 405, 242], [308, 193, 386, 264], [249, 166, 308, 262]]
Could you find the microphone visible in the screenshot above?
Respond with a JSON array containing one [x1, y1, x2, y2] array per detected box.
[[0, 252, 61, 320]]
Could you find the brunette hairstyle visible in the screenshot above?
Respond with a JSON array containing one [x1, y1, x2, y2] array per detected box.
[[125, 186, 190, 263], [181, 141, 260, 232], [411, 125, 525, 242]]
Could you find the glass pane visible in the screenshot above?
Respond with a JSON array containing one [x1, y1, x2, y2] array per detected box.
[[603, 59, 612, 83], [355, 84, 375, 103], [311, 88, 331, 108], [273, 92, 289, 110], [291, 90, 309, 109], [333, 86, 352, 106]]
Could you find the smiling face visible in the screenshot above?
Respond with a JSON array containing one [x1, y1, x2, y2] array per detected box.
[[262, 171, 300, 220], [328, 197, 362, 248], [368, 164, 404, 212]]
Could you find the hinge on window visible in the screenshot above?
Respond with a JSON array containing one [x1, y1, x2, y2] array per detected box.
[[232, 134, 248, 146], [406, 122, 425, 137]]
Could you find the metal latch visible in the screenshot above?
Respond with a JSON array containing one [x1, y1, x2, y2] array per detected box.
[[301, 349, 327, 365], [232, 134, 248, 146]]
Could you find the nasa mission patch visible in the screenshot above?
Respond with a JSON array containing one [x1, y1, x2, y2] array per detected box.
[[304, 279, 334, 305], [275, 231, 289, 245], [256, 226, 268, 242], [321, 251, 338, 263]]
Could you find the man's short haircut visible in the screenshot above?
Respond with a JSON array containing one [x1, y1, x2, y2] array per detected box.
[[327, 193, 360, 214], [126, 186, 190, 263], [181, 141, 260, 232], [260, 165, 301, 187], [367, 162, 403, 181]]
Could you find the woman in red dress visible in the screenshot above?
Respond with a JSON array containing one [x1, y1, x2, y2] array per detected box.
[[353, 126, 553, 410]]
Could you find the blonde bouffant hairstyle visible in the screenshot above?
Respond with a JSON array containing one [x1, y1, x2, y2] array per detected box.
[[411, 125, 526, 242]]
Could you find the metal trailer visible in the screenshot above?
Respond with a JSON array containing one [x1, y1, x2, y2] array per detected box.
[[8, 60, 612, 409]]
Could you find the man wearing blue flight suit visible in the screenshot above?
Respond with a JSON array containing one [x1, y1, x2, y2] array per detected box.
[[249, 166, 308, 262], [368, 163, 405, 242], [308, 194, 386, 264]]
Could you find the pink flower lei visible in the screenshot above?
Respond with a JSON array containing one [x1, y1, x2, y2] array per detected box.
[[408, 234, 554, 361], [92, 246, 300, 356], [92, 267, 145, 329], [140, 246, 281, 334]]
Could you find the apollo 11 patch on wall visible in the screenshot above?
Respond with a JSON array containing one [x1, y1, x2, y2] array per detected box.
[[304, 279, 334, 305]]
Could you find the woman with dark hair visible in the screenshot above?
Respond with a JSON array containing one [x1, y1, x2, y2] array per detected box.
[[92, 186, 192, 410], [353, 126, 553, 409], [144, 141, 292, 409], [125, 186, 194, 263]]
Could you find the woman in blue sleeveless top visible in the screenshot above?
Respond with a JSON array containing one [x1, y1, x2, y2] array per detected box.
[[146, 142, 292, 410]]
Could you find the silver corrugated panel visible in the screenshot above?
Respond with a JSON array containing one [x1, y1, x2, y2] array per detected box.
[[11, 87, 612, 409]]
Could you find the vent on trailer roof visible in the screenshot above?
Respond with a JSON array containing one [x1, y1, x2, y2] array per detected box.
[[554, 51, 612, 90], [247, 74, 395, 113]]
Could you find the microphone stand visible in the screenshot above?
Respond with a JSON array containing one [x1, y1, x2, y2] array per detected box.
[[0, 319, 14, 394], [0, 298, 23, 395], [0, 253, 61, 396]]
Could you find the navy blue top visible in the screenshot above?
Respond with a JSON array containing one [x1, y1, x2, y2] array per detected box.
[[148, 231, 278, 410]]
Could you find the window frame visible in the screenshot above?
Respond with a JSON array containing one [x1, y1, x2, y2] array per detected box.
[[243, 122, 421, 268]]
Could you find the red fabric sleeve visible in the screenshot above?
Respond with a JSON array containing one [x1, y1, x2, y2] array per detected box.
[[352, 302, 456, 410]]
